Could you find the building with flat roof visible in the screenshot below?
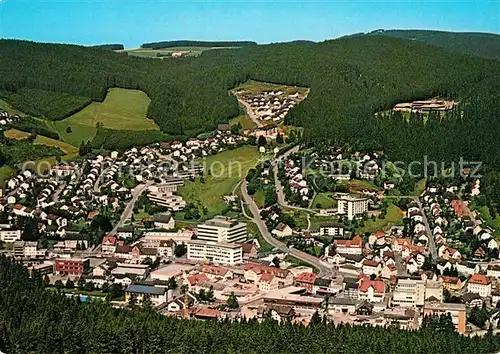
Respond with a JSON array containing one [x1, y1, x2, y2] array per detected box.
[[423, 302, 466, 334], [392, 278, 425, 307], [187, 240, 243, 265], [55, 258, 90, 276], [196, 216, 247, 243], [0, 228, 21, 243], [336, 195, 369, 220], [263, 286, 323, 309]]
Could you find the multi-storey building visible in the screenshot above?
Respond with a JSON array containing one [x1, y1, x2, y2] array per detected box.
[[55, 258, 90, 276], [336, 195, 369, 220], [392, 278, 425, 307], [466, 274, 492, 297], [187, 240, 243, 265], [0, 228, 21, 243], [196, 216, 247, 243]]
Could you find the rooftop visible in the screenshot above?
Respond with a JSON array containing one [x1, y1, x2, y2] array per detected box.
[[125, 284, 166, 295]]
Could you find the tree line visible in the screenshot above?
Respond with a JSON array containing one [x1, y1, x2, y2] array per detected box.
[[1, 255, 500, 353]]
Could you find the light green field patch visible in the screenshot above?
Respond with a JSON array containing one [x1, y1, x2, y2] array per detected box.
[[229, 114, 256, 130], [0, 166, 14, 187], [52, 88, 158, 145], [177, 146, 261, 215], [357, 203, 404, 234], [312, 192, 337, 209]]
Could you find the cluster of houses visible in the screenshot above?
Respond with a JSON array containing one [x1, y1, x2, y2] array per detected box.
[[0, 109, 20, 125], [236, 89, 306, 123]]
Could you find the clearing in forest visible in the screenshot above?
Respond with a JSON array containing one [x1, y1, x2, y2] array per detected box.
[[52, 88, 159, 146]]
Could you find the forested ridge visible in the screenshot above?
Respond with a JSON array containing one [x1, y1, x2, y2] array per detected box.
[[141, 40, 258, 49], [1, 34, 500, 168], [0, 256, 499, 354], [367, 29, 500, 60]]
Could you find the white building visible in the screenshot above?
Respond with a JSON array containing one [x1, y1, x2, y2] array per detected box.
[[318, 223, 344, 237], [0, 228, 21, 243], [336, 195, 369, 220], [196, 216, 247, 243], [466, 274, 492, 297], [392, 278, 425, 307], [187, 240, 243, 265]]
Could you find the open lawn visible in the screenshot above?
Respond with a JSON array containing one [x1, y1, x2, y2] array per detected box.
[[312, 192, 337, 209], [253, 189, 266, 209], [177, 146, 262, 216], [412, 178, 427, 196], [51, 88, 158, 146], [229, 114, 256, 131], [342, 179, 380, 192], [357, 204, 404, 234], [0, 166, 14, 187]]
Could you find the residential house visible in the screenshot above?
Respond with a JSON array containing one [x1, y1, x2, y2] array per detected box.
[[466, 274, 491, 297]]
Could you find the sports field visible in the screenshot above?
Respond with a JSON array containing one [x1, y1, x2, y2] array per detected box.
[[51, 88, 158, 146]]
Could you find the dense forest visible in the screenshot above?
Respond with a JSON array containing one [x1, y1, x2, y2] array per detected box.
[[1, 35, 500, 170], [0, 256, 499, 354], [141, 40, 258, 49], [91, 127, 170, 150], [367, 29, 500, 60], [92, 44, 125, 50], [0, 88, 92, 120]]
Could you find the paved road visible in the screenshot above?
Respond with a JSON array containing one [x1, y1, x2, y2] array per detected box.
[[110, 181, 153, 234], [415, 197, 438, 260], [241, 180, 333, 277], [237, 98, 263, 128]]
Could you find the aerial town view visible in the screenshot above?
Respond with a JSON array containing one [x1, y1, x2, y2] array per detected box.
[[0, 1, 499, 353]]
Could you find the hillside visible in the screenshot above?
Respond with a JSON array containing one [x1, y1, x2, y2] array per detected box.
[[368, 29, 500, 60], [1, 36, 500, 169]]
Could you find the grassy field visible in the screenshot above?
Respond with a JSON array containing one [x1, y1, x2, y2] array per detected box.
[[232, 80, 309, 96], [342, 179, 380, 192], [177, 146, 262, 216], [357, 203, 404, 234], [5, 129, 78, 155], [229, 114, 256, 130], [253, 189, 266, 209], [412, 178, 427, 196], [0, 166, 14, 187], [51, 88, 158, 146], [312, 192, 337, 209]]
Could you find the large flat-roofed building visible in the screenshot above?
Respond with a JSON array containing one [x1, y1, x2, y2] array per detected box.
[[148, 179, 184, 194], [392, 278, 425, 307], [336, 195, 369, 220], [147, 192, 186, 211], [55, 258, 90, 276], [187, 240, 243, 265], [423, 302, 466, 334], [0, 228, 21, 243], [196, 216, 247, 243]]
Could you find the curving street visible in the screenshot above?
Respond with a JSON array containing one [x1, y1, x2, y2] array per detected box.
[[240, 179, 333, 277]]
